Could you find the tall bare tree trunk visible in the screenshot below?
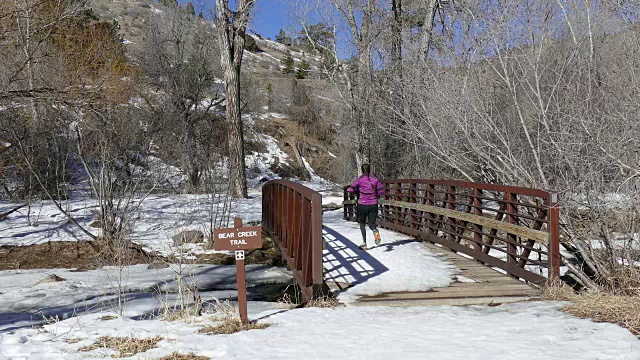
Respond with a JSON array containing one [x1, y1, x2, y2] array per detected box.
[[392, 0, 402, 69], [421, 0, 438, 61], [14, 0, 38, 124], [215, 0, 253, 198], [224, 59, 247, 198]]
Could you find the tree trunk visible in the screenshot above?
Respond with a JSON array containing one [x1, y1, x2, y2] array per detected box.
[[355, 0, 374, 169], [421, 0, 438, 61], [225, 66, 247, 198], [392, 0, 403, 68], [215, 0, 252, 198]]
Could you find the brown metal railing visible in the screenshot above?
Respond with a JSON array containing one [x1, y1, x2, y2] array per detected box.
[[344, 179, 560, 286], [262, 179, 324, 301]]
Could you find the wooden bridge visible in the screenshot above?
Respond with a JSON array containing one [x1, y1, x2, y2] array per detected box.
[[262, 179, 560, 305]]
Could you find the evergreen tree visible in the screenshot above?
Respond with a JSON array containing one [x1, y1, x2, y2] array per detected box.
[[266, 83, 273, 111], [297, 23, 333, 53], [275, 29, 292, 46], [295, 59, 310, 79], [158, 0, 178, 8], [282, 54, 295, 75], [186, 2, 196, 16]]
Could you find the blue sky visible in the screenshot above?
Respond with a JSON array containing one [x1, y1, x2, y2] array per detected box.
[[176, 0, 293, 40]]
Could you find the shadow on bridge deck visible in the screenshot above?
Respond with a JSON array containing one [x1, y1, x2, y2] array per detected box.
[[322, 226, 389, 292]]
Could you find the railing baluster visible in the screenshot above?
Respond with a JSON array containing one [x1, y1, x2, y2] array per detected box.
[[447, 185, 456, 242], [506, 193, 518, 267], [473, 188, 483, 253]]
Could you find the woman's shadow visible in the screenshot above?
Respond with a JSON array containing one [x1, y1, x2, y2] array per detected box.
[[322, 226, 389, 288]]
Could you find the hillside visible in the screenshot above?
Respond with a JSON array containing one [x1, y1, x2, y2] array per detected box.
[[87, 0, 345, 183]]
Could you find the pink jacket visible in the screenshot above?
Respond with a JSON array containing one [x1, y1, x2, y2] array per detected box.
[[347, 175, 385, 205]]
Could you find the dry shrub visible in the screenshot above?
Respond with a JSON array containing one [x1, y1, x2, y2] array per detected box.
[[100, 315, 118, 321], [198, 319, 270, 335], [79, 336, 163, 358], [66, 338, 85, 344], [304, 296, 342, 308], [157, 285, 204, 322], [544, 285, 640, 336], [159, 352, 210, 360], [207, 299, 239, 321], [273, 293, 298, 310]]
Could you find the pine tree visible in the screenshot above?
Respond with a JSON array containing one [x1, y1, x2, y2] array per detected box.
[[295, 59, 310, 79], [158, 0, 178, 8], [266, 83, 273, 111], [282, 54, 295, 75], [275, 29, 292, 46], [185, 2, 195, 16]]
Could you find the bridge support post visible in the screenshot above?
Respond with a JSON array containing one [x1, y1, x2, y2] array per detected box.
[[548, 193, 561, 281]]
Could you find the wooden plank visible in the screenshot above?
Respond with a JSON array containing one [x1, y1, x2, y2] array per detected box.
[[353, 296, 536, 307], [360, 289, 540, 301], [381, 200, 549, 244]]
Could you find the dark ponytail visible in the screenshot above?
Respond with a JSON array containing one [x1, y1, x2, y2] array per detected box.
[[361, 163, 370, 176]]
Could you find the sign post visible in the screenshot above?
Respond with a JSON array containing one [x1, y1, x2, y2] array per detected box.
[[213, 218, 262, 325]]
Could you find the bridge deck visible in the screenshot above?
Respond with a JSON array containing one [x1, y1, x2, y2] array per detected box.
[[353, 242, 542, 306]]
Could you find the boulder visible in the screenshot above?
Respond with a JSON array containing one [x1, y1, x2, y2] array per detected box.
[[33, 274, 66, 286], [172, 230, 205, 245], [89, 220, 102, 228], [147, 261, 170, 269]]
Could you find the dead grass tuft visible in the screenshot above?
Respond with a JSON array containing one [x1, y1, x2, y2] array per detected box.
[[100, 315, 118, 321], [272, 292, 298, 310], [66, 338, 85, 344], [544, 284, 640, 336], [304, 296, 342, 308], [198, 319, 271, 335], [79, 336, 163, 358], [159, 352, 210, 360], [207, 299, 239, 321]]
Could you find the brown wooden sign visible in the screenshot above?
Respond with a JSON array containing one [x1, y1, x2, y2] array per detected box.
[[214, 218, 262, 325], [214, 225, 262, 251]]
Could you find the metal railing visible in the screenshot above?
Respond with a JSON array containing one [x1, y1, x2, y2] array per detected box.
[[344, 179, 560, 286], [262, 179, 324, 301]]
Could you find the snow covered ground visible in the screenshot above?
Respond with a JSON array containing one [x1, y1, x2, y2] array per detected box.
[[2, 210, 640, 359], [0, 194, 264, 257], [322, 210, 456, 303], [2, 162, 639, 358], [2, 302, 638, 360], [0, 185, 343, 258]]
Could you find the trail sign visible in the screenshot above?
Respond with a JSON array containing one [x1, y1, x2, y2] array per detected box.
[[213, 218, 262, 324], [214, 224, 262, 250]]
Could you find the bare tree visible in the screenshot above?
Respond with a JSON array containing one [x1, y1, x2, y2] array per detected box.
[[378, 0, 640, 291], [214, 0, 254, 198], [142, 9, 224, 193]]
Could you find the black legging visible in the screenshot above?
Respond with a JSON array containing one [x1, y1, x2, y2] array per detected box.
[[360, 222, 378, 242], [357, 204, 379, 242]]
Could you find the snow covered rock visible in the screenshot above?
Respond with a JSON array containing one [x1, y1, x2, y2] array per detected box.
[[172, 230, 205, 245], [33, 274, 66, 287], [147, 261, 170, 270]]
